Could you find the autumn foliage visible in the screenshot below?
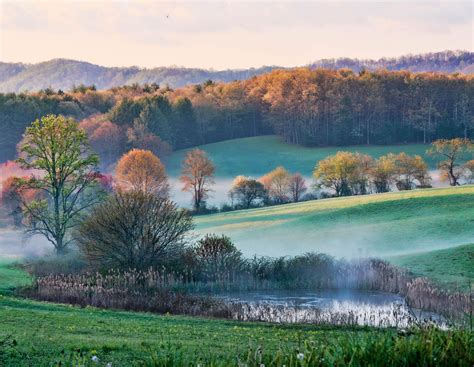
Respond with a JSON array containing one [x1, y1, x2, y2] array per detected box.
[[115, 149, 169, 197]]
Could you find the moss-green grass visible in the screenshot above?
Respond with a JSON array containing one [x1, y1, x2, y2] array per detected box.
[[0, 295, 389, 366], [195, 186, 474, 258], [0, 259, 31, 295], [389, 244, 474, 292], [164, 135, 434, 177], [2, 295, 473, 367]]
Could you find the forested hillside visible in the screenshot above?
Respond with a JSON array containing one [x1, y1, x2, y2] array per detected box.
[[0, 68, 472, 164], [309, 50, 474, 74], [0, 51, 471, 93]]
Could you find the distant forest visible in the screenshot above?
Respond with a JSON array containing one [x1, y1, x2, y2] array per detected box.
[[0, 50, 472, 93], [0, 67, 472, 164]]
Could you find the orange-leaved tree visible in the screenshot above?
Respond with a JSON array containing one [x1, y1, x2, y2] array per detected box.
[[115, 149, 169, 197]]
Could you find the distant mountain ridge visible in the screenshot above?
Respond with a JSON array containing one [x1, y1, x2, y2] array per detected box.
[[0, 50, 472, 93]]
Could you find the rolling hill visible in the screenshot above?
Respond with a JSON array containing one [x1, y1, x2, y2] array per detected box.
[[194, 186, 474, 258], [164, 136, 435, 178], [1, 50, 471, 93], [389, 243, 474, 291]]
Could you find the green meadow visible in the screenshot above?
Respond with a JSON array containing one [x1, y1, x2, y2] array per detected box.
[[195, 186, 474, 258], [164, 135, 434, 178], [0, 258, 472, 366], [390, 243, 474, 291]]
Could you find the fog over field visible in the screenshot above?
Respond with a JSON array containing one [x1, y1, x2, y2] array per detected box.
[[0, 229, 51, 259], [194, 187, 474, 258]]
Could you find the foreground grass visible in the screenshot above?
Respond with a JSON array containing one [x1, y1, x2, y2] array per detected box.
[[195, 186, 474, 258], [390, 244, 474, 292], [164, 135, 434, 178], [1, 296, 472, 366]]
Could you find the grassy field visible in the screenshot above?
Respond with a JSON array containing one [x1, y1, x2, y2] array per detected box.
[[163, 135, 434, 178], [390, 244, 474, 292], [2, 295, 472, 366], [195, 186, 474, 258], [0, 259, 31, 295], [0, 260, 472, 366]]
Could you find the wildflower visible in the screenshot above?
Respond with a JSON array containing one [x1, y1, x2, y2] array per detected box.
[[297, 353, 304, 360], [106, 363, 112, 367], [91, 355, 100, 363]]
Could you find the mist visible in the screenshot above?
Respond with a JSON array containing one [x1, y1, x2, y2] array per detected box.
[[0, 228, 52, 259]]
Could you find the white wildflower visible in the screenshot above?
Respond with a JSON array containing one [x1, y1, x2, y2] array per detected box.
[[91, 355, 100, 363], [297, 353, 304, 360]]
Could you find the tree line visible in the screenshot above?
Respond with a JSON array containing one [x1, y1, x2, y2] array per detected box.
[[0, 68, 472, 165]]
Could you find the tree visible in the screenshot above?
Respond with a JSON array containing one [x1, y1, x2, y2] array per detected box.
[[16, 114, 100, 253], [349, 153, 373, 195], [127, 120, 172, 158], [229, 176, 266, 208], [313, 152, 360, 196], [428, 138, 473, 186], [194, 234, 243, 282], [1, 177, 25, 227], [288, 173, 307, 202], [173, 97, 198, 148], [371, 154, 397, 193], [393, 153, 430, 190], [115, 149, 169, 197], [259, 166, 291, 204], [463, 160, 474, 184], [180, 149, 215, 211], [75, 191, 193, 270], [90, 121, 125, 168]]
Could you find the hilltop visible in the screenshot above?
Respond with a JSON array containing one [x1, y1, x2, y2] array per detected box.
[[0, 50, 471, 93]]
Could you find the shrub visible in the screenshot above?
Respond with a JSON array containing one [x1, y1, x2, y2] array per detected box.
[[194, 234, 244, 282], [75, 191, 194, 270]]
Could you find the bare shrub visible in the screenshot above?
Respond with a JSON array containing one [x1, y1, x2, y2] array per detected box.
[[75, 191, 194, 270]]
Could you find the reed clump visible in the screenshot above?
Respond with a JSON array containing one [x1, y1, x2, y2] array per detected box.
[[27, 255, 472, 325]]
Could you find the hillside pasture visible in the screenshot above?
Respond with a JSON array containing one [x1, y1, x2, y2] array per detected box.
[[164, 136, 435, 178], [390, 243, 474, 292], [194, 186, 474, 258]]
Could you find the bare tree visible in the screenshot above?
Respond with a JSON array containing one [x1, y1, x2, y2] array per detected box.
[[180, 149, 215, 211], [75, 191, 194, 270], [288, 173, 307, 202]]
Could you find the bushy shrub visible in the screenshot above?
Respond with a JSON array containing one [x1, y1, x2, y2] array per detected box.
[[75, 191, 193, 271], [194, 234, 244, 282]]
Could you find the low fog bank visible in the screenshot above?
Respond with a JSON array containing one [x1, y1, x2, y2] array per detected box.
[[196, 219, 473, 260], [0, 229, 52, 259]]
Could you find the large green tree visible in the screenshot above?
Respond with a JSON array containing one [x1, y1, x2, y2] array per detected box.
[[17, 114, 101, 253]]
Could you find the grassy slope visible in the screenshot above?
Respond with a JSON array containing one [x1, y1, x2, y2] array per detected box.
[[1, 295, 386, 366], [195, 186, 474, 258], [390, 244, 474, 291], [163, 135, 434, 177], [0, 259, 31, 295]]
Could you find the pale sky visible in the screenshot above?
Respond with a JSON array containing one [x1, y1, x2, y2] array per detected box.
[[0, 0, 472, 69]]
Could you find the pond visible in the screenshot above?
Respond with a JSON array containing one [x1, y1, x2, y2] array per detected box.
[[215, 289, 446, 328]]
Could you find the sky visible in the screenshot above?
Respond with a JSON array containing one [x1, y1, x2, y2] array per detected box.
[[0, 0, 472, 70]]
